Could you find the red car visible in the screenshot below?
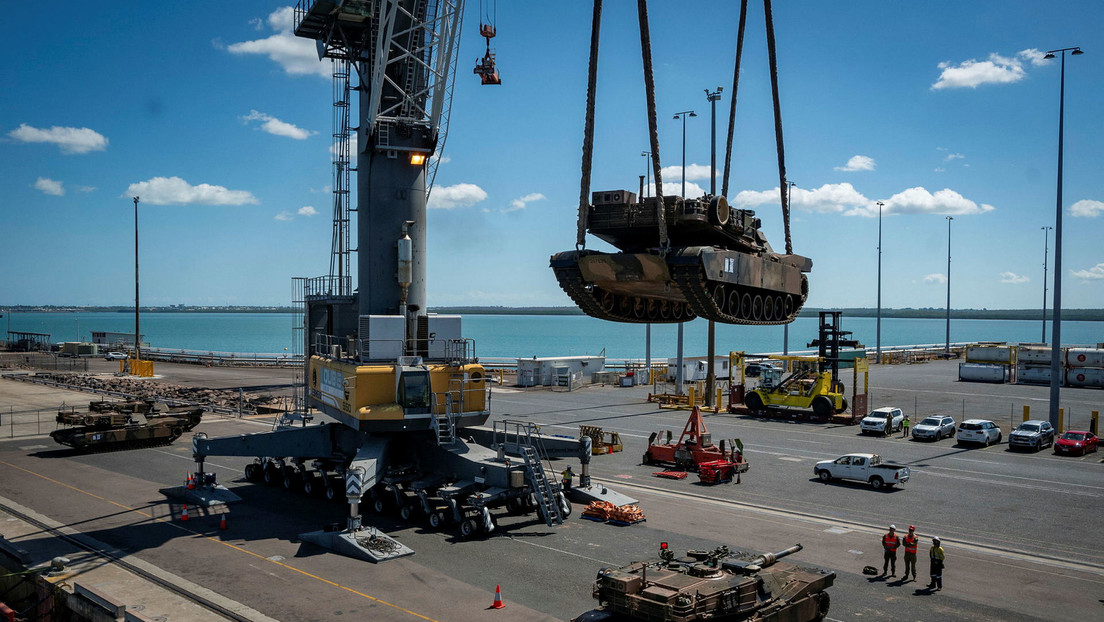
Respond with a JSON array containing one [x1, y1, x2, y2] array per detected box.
[[1054, 430, 1099, 456]]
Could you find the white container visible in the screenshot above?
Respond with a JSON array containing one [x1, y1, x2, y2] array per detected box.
[[1066, 368, 1104, 388], [1016, 365, 1062, 386], [1066, 348, 1104, 368], [1016, 346, 1056, 364], [966, 345, 1014, 364], [959, 363, 1009, 383]]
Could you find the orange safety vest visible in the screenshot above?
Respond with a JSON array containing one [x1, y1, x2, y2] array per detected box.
[[903, 534, 918, 554], [883, 533, 900, 552]]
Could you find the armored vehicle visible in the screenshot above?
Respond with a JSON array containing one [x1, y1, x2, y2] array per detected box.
[[551, 190, 811, 325], [51, 400, 203, 452], [573, 543, 833, 622]]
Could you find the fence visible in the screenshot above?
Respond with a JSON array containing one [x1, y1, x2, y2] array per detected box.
[[0, 352, 89, 372]]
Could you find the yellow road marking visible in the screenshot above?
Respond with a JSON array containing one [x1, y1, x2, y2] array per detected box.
[[0, 460, 440, 621]]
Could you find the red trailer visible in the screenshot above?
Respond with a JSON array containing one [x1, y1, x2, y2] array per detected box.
[[642, 407, 748, 472]]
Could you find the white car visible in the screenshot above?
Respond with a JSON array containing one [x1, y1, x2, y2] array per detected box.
[[957, 419, 1002, 446], [104, 351, 128, 361], [912, 415, 956, 441], [860, 407, 905, 436]]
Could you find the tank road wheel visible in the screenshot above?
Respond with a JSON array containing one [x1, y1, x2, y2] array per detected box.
[[670, 302, 685, 322], [712, 285, 727, 313], [752, 295, 764, 321], [763, 296, 775, 322], [727, 290, 741, 317], [812, 396, 834, 420], [458, 518, 477, 539], [773, 295, 785, 321], [740, 292, 753, 320], [599, 291, 616, 314], [244, 463, 262, 482], [813, 592, 831, 621], [618, 295, 632, 317], [632, 297, 647, 320], [646, 299, 660, 321], [744, 392, 765, 414], [659, 300, 671, 320], [784, 295, 795, 319]]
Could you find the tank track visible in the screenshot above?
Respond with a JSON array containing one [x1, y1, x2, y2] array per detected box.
[[50, 428, 184, 452], [552, 261, 695, 324], [671, 264, 808, 326]]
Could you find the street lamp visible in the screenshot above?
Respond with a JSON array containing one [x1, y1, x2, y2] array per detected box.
[[641, 151, 651, 197], [1043, 45, 1083, 428], [704, 88, 722, 407], [876, 201, 885, 361], [944, 216, 953, 357], [672, 110, 697, 197], [784, 181, 796, 363], [1041, 225, 1052, 343]]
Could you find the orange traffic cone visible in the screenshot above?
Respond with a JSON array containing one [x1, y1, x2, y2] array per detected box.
[[180, 505, 190, 521], [186, 472, 195, 490], [219, 514, 228, 530], [490, 584, 505, 609]]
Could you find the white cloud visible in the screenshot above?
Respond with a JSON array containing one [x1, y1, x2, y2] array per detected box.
[[274, 211, 293, 221], [734, 183, 870, 215], [226, 7, 328, 78], [330, 134, 358, 157], [932, 49, 1043, 90], [1070, 199, 1104, 218], [944, 153, 965, 162], [77, 185, 96, 193], [924, 273, 948, 284], [297, 205, 317, 216], [934, 167, 946, 173], [999, 272, 1029, 284], [241, 110, 314, 139], [834, 155, 876, 172], [34, 177, 64, 196], [507, 192, 546, 212], [123, 176, 259, 206], [1071, 263, 1104, 280], [660, 163, 714, 182], [650, 181, 706, 199], [427, 183, 487, 209], [865, 187, 994, 217], [9, 123, 108, 154]]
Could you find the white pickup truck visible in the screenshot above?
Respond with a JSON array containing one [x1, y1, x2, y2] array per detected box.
[[813, 453, 910, 489]]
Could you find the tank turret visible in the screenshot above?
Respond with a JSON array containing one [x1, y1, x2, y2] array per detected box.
[[573, 542, 833, 622], [551, 190, 811, 325]]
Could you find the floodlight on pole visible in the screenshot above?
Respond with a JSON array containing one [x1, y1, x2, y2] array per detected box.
[[673, 111, 696, 198]]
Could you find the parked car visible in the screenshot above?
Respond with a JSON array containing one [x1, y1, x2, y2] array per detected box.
[[1009, 420, 1055, 451], [957, 419, 1002, 446], [912, 415, 956, 441], [813, 453, 910, 489], [860, 407, 905, 436], [1053, 430, 1098, 456], [104, 351, 127, 361], [744, 361, 779, 378]]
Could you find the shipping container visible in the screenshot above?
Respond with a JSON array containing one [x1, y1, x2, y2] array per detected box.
[[1016, 345, 1062, 364], [1065, 367, 1104, 388], [1065, 348, 1104, 368], [966, 345, 1015, 365], [1015, 365, 1063, 386], [959, 362, 1009, 383]]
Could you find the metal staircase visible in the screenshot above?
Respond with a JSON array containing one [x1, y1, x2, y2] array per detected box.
[[496, 423, 562, 527]]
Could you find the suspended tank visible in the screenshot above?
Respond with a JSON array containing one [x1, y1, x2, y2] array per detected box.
[[572, 542, 834, 622], [551, 190, 811, 325], [51, 400, 204, 452]]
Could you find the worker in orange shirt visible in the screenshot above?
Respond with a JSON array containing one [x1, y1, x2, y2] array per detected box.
[[881, 524, 900, 577], [902, 525, 920, 581]]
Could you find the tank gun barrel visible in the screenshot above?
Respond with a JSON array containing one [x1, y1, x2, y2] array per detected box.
[[751, 543, 802, 568]]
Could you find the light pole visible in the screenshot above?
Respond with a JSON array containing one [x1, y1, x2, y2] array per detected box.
[[944, 216, 953, 357], [705, 88, 722, 406], [1041, 225, 1052, 343], [133, 196, 141, 364], [876, 201, 884, 362], [1043, 45, 1083, 428], [641, 151, 653, 384], [784, 181, 796, 363], [641, 151, 651, 197], [672, 110, 697, 198], [672, 110, 696, 395]]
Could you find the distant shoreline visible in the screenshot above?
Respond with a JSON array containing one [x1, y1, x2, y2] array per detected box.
[[3, 305, 1102, 322]]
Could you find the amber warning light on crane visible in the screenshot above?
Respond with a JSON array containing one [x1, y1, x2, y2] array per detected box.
[[409, 153, 427, 166]]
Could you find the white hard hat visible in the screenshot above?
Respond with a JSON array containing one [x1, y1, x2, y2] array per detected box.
[[933, 536, 941, 542], [889, 524, 896, 530]]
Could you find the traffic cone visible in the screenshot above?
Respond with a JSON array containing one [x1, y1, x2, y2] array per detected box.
[[219, 513, 228, 530], [187, 472, 195, 490], [180, 504, 189, 521], [490, 584, 505, 609]]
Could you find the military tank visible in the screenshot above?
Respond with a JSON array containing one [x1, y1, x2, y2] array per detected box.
[[551, 190, 812, 325], [51, 400, 204, 452], [572, 543, 834, 622]]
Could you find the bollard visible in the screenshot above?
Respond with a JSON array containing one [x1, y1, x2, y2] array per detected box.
[[687, 385, 696, 407], [1058, 408, 1064, 435], [715, 388, 723, 413], [1090, 411, 1099, 436], [1022, 405, 1030, 423]]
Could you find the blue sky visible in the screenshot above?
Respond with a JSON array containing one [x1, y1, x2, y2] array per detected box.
[[2, 1, 1101, 310]]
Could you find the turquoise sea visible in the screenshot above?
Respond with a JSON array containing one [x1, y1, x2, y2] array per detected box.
[[4, 312, 1100, 361]]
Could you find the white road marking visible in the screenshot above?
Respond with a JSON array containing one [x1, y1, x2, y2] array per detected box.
[[778, 457, 804, 462], [948, 457, 1001, 465]]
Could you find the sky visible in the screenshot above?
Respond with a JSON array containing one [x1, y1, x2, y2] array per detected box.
[[2, 1, 1102, 310]]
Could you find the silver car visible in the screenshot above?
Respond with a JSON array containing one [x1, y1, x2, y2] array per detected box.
[[957, 419, 1002, 447], [912, 415, 956, 441]]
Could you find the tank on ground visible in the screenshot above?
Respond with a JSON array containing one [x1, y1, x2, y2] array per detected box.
[[51, 400, 204, 452], [573, 542, 834, 622], [551, 190, 811, 325]]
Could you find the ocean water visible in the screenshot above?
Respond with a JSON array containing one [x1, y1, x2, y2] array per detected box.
[[5, 311, 1101, 361]]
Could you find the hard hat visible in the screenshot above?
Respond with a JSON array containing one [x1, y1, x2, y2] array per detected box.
[[908, 525, 916, 531], [889, 524, 896, 530], [933, 536, 941, 542]]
